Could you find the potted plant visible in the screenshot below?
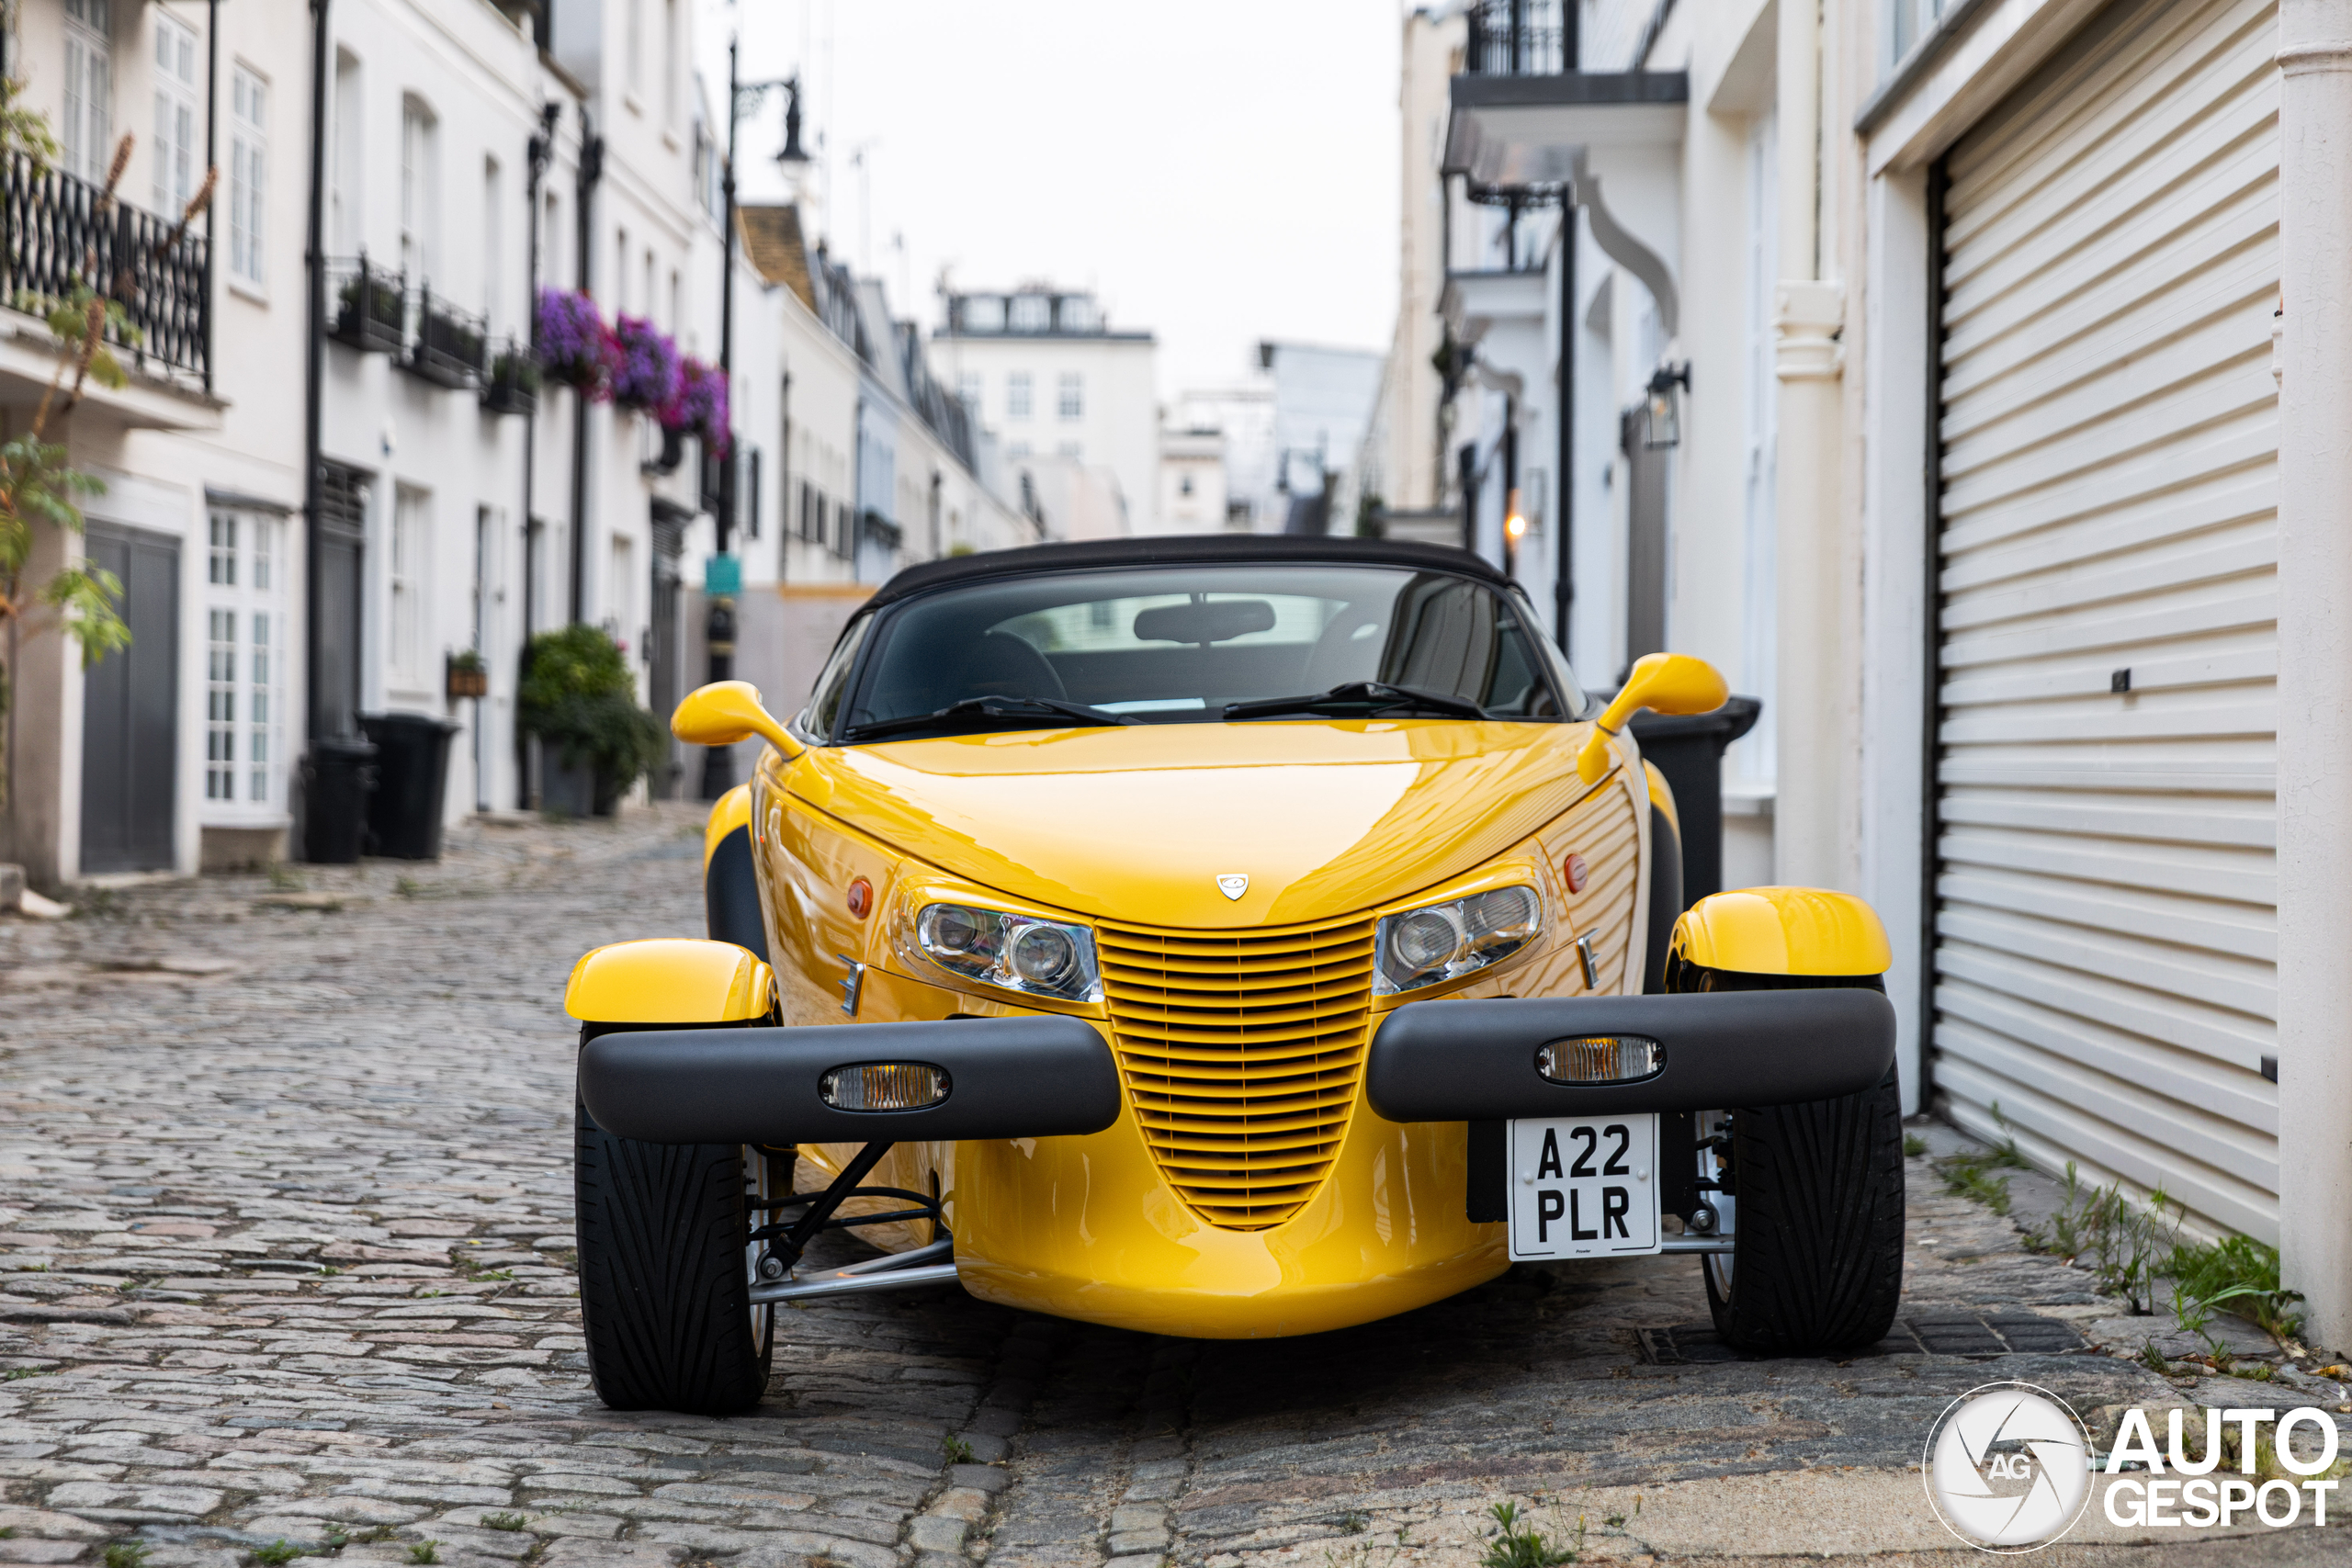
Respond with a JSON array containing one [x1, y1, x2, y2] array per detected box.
[[537, 287, 615, 397], [409, 287, 486, 388], [446, 648, 489, 700], [517, 624, 665, 817], [662, 356, 730, 458], [481, 342, 540, 415], [331, 260, 404, 352], [609, 313, 684, 413]]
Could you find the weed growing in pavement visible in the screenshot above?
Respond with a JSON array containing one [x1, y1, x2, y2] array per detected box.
[[4, 1367, 50, 1380], [481, 1514, 529, 1533], [252, 1541, 301, 1566], [2138, 1340, 2171, 1373], [1336, 1510, 1368, 1534], [2168, 1233, 2302, 1340], [0, 1530, 16, 1541], [395, 876, 421, 898], [407, 1545, 438, 1565], [102, 1545, 148, 1568], [1903, 1134, 1928, 1157], [2024, 1168, 2180, 1314], [265, 862, 306, 892], [1480, 1502, 1577, 1567], [942, 1435, 975, 1464]]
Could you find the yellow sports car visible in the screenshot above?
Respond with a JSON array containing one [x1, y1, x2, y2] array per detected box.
[[565, 537, 1903, 1414]]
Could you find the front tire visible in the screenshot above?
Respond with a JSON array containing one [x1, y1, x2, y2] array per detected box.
[[1674, 964, 1905, 1355], [575, 1099, 775, 1414]]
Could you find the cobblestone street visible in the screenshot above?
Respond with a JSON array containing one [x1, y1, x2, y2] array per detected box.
[[0, 807, 2344, 1568]]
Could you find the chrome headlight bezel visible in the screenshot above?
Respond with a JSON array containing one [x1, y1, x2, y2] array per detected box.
[[897, 899, 1104, 1005], [1373, 881, 1546, 996]]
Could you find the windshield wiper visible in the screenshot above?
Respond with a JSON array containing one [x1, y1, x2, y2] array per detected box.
[[1222, 682, 1489, 722], [842, 694, 1140, 743]]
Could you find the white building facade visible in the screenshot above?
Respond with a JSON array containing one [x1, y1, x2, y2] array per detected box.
[[2, 0, 312, 882], [933, 287, 1158, 536]]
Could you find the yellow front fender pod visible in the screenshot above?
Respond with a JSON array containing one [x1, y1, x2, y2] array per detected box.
[[1668, 886, 1892, 978], [564, 937, 776, 1025]]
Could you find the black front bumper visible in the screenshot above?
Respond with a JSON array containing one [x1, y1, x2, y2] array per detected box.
[[578, 1015, 1122, 1145], [1366, 987, 1896, 1122]]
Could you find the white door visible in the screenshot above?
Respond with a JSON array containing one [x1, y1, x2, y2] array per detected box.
[[1931, 0, 2279, 1240]]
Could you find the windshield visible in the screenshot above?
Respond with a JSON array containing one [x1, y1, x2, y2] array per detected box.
[[835, 564, 1583, 741]]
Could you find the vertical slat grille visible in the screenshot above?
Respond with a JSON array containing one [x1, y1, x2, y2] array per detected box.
[[1099, 915, 1376, 1230]]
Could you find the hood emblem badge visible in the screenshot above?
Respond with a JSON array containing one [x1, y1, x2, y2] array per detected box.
[[1216, 873, 1250, 901]]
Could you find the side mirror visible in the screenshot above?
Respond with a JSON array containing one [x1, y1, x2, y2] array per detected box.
[[1576, 652, 1727, 784], [673, 681, 803, 760]]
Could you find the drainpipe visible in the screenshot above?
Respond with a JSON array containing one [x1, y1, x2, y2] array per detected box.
[[204, 0, 219, 395], [1554, 209, 1576, 655], [568, 120, 602, 626], [517, 100, 560, 809], [302, 0, 331, 744], [2275, 0, 2352, 1360], [1770, 0, 1852, 890]]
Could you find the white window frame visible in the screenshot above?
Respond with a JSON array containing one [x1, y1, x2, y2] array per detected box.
[[1058, 372, 1084, 422], [230, 63, 268, 291], [62, 0, 113, 187], [153, 12, 198, 217], [203, 507, 288, 817], [1007, 372, 1032, 421], [390, 486, 432, 688], [400, 96, 437, 284]]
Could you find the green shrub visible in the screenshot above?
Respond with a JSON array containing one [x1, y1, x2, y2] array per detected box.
[[517, 625, 666, 795]]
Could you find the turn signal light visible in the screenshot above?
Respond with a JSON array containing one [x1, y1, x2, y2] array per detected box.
[[1535, 1035, 1662, 1085], [819, 1062, 949, 1111]]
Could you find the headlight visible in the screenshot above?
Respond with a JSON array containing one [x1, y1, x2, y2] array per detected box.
[[1374, 884, 1544, 995], [908, 901, 1102, 1003]]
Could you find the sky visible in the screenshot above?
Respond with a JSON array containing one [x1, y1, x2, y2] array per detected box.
[[697, 0, 1404, 398]]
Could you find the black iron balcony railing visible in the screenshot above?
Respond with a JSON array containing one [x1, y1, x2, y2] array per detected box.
[[481, 338, 539, 416], [1465, 0, 1572, 75], [328, 256, 405, 352], [406, 285, 487, 389], [3, 149, 209, 382]]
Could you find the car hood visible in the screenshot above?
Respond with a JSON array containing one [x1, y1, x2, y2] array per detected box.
[[785, 719, 1610, 930]]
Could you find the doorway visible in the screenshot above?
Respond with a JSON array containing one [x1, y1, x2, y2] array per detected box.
[[79, 524, 180, 873]]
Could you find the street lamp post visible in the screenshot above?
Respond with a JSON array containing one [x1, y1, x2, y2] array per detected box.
[[700, 39, 806, 802]]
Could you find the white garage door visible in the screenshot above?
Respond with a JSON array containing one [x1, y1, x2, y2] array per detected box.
[[1932, 0, 2279, 1240]]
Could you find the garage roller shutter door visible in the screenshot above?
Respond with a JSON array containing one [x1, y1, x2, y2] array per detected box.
[[1932, 0, 2278, 1240]]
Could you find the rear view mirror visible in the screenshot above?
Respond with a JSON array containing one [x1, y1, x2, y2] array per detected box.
[[673, 681, 803, 760], [1576, 653, 1726, 784], [1134, 598, 1277, 645]]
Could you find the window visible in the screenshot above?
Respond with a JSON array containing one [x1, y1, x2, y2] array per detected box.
[[747, 448, 763, 540], [663, 0, 680, 127], [1058, 296, 1102, 333], [390, 487, 430, 683], [837, 566, 1575, 739], [1180, 473, 1195, 497], [1058, 372, 1084, 421], [204, 508, 286, 807], [62, 0, 112, 186], [481, 158, 503, 328], [615, 228, 629, 309], [1006, 441, 1030, 459], [607, 535, 638, 654], [960, 295, 1004, 333], [957, 372, 981, 408], [1056, 442, 1083, 460], [400, 97, 437, 282], [153, 14, 198, 215], [230, 65, 267, 288], [1006, 373, 1032, 421], [331, 51, 360, 254], [628, 0, 645, 99], [1008, 293, 1050, 333]]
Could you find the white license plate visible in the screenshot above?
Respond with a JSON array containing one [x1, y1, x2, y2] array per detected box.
[[1508, 1113, 1662, 1260]]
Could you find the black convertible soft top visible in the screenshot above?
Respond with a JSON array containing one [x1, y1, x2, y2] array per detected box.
[[861, 535, 1513, 612]]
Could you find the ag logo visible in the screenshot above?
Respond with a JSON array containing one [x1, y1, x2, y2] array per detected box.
[[1216, 873, 1249, 901], [1922, 1381, 2093, 1551]]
